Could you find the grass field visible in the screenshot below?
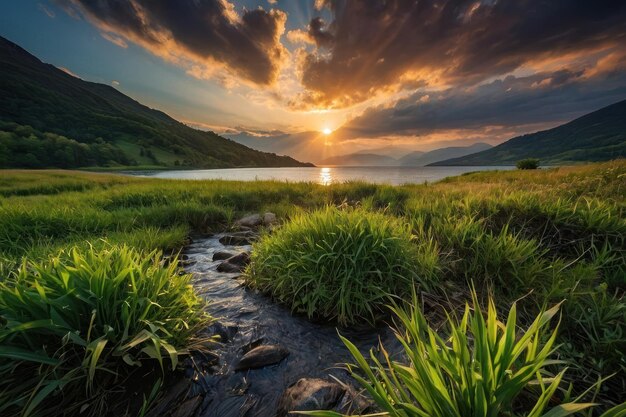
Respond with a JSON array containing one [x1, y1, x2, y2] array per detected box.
[[0, 160, 624, 415]]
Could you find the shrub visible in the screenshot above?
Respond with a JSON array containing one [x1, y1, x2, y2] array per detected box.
[[311, 293, 602, 417], [245, 206, 439, 326], [0, 245, 212, 417], [517, 158, 540, 170]]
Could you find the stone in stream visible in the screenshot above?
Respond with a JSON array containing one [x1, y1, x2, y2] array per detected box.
[[234, 344, 289, 371], [277, 378, 346, 416], [212, 250, 237, 261], [234, 212, 277, 228], [263, 212, 277, 225], [235, 213, 263, 228], [216, 252, 250, 273], [219, 233, 253, 246], [217, 260, 243, 273], [227, 251, 250, 266]]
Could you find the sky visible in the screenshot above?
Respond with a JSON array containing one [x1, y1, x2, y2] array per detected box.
[[1, 0, 626, 163]]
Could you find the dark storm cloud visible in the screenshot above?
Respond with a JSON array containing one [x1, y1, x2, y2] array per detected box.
[[339, 69, 626, 139], [296, 0, 626, 108], [56, 0, 287, 85]]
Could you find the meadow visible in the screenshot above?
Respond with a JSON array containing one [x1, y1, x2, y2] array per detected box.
[[0, 161, 624, 416]]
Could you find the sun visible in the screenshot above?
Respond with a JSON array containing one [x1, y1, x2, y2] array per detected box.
[[322, 128, 332, 135]]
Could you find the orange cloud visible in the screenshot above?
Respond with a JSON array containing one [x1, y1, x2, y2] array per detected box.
[[292, 0, 626, 110], [100, 32, 127, 48], [57, 0, 288, 86]]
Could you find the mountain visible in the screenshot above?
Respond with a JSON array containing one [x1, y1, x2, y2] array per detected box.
[[319, 144, 493, 166], [319, 153, 398, 166], [431, 100, 626, 166], [354, 146, 422, 159], [398, 143, 492, 166], [0, 36, 311, 169]]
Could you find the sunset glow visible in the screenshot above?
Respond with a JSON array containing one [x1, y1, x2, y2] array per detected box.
[[1, 1, 625, 165], [0, 3, 625, 415], [319, 167, 332, 186]]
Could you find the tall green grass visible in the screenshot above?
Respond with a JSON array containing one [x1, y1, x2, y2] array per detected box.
[[0, 245, 212, 417], [560, 284, 626, 396], [305, 293, 601, 417], [0, 161, 624, 404], [245, 206, 440, 325]]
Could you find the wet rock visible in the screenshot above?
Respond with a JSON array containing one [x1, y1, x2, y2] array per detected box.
[[216, 252, 249, 272], [277, 378, 345, 416], [263, 212, 277, 225], [219, 234, 252, 246], [227, 252, 250, 267], [217, 261, 244, 273], [234, 344, 289, 371], [235, 214, 263, 228], [212, 250, 237, 261]]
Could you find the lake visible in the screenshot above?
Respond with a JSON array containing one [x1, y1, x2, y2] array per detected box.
[[140, 166, 514, 185]]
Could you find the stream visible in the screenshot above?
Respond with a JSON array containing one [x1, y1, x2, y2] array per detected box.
[[176, 234, 400, 417]]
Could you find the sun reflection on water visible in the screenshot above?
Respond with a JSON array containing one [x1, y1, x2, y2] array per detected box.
[[319, 167, 333, 185]]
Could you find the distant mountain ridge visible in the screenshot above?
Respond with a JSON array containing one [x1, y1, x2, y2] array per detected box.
[[319, 153, 398, 166], [431, 100, 626, 166], [399, 143, 492, 166], [320, 143, 491, 166], [0, 36, 311, 169]]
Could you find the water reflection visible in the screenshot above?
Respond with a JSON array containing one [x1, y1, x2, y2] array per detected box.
[[144, 166, 516, 184], [319, 167, 332, 185]]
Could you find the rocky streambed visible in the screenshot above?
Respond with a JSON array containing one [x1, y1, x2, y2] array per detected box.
[[151, 214, 402, 417]]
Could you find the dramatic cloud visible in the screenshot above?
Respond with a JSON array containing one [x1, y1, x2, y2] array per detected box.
[[42, 0, 626, 151], [55, 0, 288, 85], [294, 0, 626, 109], [338, 68, 626, 140]]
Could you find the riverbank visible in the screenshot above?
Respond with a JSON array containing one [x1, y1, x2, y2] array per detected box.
[[0, 161, 624, 416]]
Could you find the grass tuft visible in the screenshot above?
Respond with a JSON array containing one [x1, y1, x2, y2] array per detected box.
[[245, 206, 440, 326], [304, 292, 601, 417], [0, 161, 624, 407], [0, 245, 212, 417]]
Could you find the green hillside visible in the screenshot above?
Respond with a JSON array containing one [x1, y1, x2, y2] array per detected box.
[[399, 143, 492, 166], [0, 36, 311, 169], [431, 100, 626, 166]]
